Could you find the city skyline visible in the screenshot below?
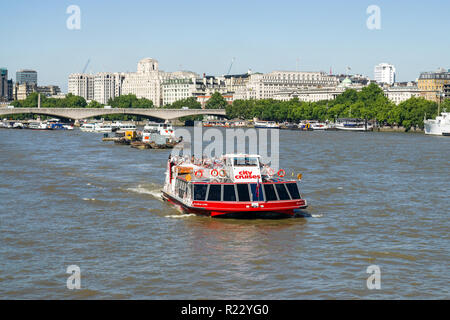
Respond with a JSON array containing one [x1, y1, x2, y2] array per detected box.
[[1, 0, 450, 92]]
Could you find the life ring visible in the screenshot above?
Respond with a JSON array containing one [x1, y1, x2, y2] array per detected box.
[[194, 170, 203, 178], [219, 169, 227, 177], [210, 169, 219, 177], [277, 169, 286, 178]]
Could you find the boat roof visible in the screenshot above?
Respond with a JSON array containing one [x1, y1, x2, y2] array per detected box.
[[223, 154, 261, 158]]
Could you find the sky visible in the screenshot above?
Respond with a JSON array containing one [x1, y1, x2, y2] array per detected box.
[[1, 0, 449, 92]]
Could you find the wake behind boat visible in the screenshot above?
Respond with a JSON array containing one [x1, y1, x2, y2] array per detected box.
[[162, 154, 307, 218]]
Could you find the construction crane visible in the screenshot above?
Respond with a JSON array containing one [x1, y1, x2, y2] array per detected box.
[[82, 59, 90, 73], [226, 57, 235, 75]]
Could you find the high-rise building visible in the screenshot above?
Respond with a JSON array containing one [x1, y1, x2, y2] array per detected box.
[[0, 68, 8, 100], [93, 73, 121, 104], [68, 73, 94, 101], [16, 69, 38, 85], [374, 63, 396, 85], [418, 68, 450, 102]]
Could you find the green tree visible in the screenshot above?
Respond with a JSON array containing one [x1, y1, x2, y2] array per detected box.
[[205, 92, 227, 109]]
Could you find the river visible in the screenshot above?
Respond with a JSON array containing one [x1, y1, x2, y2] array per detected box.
[[0, 128, 448, 299]]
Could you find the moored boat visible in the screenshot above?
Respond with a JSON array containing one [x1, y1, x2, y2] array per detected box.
[[335, 118, 373, 131], [162, 154, 307, 218], [253, 120, 280, 129], [424, 112, 450, 136]]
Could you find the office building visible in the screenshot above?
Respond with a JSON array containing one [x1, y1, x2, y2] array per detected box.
[[374, 63, 396, 85], [16, 69, 38, 85]]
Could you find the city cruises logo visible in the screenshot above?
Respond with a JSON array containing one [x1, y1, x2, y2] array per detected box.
[[171, 121, 280, 170], [235, 170, 261, 180]]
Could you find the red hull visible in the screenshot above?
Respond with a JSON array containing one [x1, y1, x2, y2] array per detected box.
[[162, 191, 307, 218]]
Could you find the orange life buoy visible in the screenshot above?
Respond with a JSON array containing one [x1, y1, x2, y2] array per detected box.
[[210, 169, 219, 177], [277, 169, 286, 178], [194, 170, 203, 178], [219, 169, 227, 177]]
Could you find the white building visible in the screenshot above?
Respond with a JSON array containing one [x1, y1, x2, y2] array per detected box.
[[120, 58, 168, 107], [374, 63, 396, 85], [384, 86, 425, 105], [245, 71, 339, 100], [93, 72, 124, 104], [68, 73, 94, 101]]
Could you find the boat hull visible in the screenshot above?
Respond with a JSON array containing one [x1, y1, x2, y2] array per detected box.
[[162, 191, 307, 219]]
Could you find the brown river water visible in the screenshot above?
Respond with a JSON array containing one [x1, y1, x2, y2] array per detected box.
[[0, 128, 448, 299]]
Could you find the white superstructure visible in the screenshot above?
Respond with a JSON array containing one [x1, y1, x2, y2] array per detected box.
[[424, 112, 450, 136]]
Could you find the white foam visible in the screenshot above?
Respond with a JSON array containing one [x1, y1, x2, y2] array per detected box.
[[127, 185, 163, 201], [165, 214, 196, 219], [311, 214, 323, 218], [82, 198, 96, 201]]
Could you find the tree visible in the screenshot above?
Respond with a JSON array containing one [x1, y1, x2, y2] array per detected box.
[[205, 92, 227, 109]]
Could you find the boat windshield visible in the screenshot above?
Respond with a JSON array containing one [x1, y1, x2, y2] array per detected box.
[[233, 156, 258, 167]]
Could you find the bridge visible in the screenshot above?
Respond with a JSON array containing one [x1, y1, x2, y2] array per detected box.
[[0, 107, 226, 121]]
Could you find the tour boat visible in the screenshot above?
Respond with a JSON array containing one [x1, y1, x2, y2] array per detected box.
[[144, 121, 175, 138], [424, 112, 450, 136], [162, 154, 307, 218], [112, 122, 137, 132], [28, 121, 49, 130], [253, 120, 280, 129], [335, 118, 373, 131], [80, 122, 114, 132]]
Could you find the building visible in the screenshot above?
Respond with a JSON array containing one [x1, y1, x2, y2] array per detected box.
[[13, 82, 37, 100], [374, 63, 396, 85], [418, 68, 450, 102], [444, 83, 450, 100], [162, 78, 197, 105], [245, 71, 339, 100], [36, 85, 61, 97], [68, 73, 94, 101], [7, 79, 13, 101], [162, 74, 229, 106], [384, 86, 426, 105], [121, 58, 166, 107], [0, 68, 8, 101], [222, 72, 251, 100], [93, 73, 123, 104], [16, 69, 38, 85]]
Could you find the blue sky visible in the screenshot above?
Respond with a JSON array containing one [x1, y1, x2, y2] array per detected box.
[[1, 0, 449, 92]]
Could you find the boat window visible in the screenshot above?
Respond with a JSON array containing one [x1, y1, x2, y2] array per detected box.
[[233, 157, 258, 167], [223, 185, 237, 202], [263, 184, 278, 201], [250, 184, 264, 201], [207, 185, 221, 201], [236, 184, 250, 202], [275, 183, 291, 200], [193, 184, 208, 201], [286, 183, 301, 199]]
